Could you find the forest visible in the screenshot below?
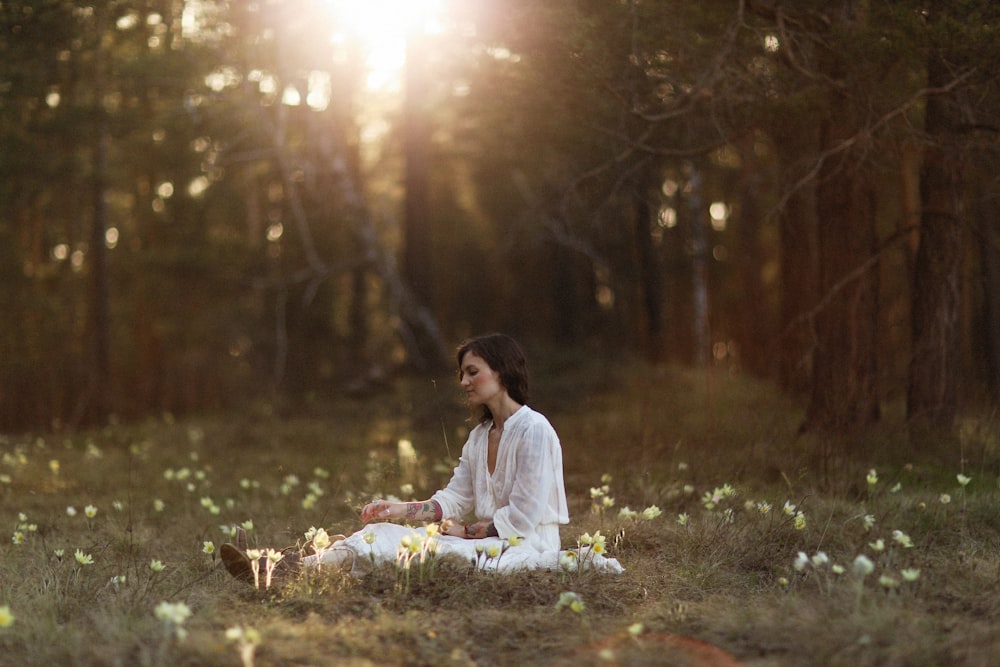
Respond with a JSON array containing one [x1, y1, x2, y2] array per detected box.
[[3, 4, 1000, 665], [2, 0, 999, 437]]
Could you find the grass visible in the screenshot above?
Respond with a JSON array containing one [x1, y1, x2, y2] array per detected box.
[[1, 360, 998, 666]]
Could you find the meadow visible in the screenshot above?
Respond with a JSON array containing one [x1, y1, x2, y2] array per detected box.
[[1, 359, 998, 666]]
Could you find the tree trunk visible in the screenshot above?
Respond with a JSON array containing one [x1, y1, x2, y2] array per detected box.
[[981, 191, 1000, 403], [548, 239, 582, 341], [632, 163, 666, 361], [348, 264, 370, 367], [907, 57, 965, 431], [685, 161, 710, 367], [403, 34, 433, 307], [88, 4, 112, 425], [778, 179, 819, 394], [735, 136, 768, 376], [400, 33, 446, 369], [320, 113, 450, 372], [772, 123, 820, 395], [806, 101, 880, 432]]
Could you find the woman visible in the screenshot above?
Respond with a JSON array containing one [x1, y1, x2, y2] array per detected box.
[[221, 333, 621, 586]]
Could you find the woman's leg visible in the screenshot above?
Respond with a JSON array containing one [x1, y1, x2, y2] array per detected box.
[[301, 546, 356, 571]]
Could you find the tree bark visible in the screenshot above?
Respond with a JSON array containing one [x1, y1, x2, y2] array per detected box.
[[806, 100, 880, 432], [777, 177, 819, 394], [632, 163, 666, 361], [685, 162, 710, 367], [735, 136, 768, 376], [403, 33, 433, 307], [88, 4, 112, 425], [400, 33, 446, 369], [906, 56, 965, 430], [982, 192, 1000, 403], [770, 119, 821, 395]]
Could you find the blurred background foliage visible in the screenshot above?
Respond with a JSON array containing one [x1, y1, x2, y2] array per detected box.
[[1, 0, 998, 441]]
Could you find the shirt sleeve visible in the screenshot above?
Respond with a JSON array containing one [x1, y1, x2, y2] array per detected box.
[[429, 428, 480, 519]]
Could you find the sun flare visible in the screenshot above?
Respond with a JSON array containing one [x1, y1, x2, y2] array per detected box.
[[323, 0, 446, 91]]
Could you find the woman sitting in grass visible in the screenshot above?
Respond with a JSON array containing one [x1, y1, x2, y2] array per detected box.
[[221, 332, 622, 587]]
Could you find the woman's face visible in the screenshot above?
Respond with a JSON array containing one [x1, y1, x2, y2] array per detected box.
[[459, 352, 505, 406]]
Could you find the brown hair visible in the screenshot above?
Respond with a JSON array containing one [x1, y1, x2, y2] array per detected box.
[[457, 333, 529, 423]]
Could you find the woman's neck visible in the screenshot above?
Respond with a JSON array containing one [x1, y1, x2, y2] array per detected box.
[[488, 396, 522, 429]]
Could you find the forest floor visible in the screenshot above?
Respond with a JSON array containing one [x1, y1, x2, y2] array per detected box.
[[0, 359, 998, 666]]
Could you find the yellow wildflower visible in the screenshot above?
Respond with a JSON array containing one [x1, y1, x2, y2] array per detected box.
[[641, 505, 662, 520], [312, 528, 331, 551]]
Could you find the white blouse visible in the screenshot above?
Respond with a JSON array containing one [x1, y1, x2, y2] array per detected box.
[[431, 405, 570, 552]]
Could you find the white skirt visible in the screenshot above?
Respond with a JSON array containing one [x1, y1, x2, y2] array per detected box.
[[308, 522, 624, 575]]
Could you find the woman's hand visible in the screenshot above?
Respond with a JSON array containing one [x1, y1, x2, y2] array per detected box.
[[439, 518, 465, 537], [439, 518, 494, 539], [360, 500, 394, 523]]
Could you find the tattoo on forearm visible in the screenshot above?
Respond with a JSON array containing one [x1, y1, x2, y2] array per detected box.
[[463, 521, 498, 539], [405, 501, 442, 521]]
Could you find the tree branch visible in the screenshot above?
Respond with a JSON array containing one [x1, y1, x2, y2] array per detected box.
[[771, 68, 978, 220]]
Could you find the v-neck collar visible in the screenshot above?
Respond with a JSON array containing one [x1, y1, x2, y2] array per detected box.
[[486, 405, 526, 476]]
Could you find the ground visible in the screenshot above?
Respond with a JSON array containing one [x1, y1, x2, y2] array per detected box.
[[0, 361, 997, 666]]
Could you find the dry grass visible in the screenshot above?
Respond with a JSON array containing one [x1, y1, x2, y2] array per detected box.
[[1, 361, 998, 666]]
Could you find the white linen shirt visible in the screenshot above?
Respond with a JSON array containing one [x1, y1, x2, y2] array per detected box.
[[431, 405, 569, 552]]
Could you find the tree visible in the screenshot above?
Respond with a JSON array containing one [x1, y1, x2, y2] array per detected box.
[[770, 113, 821, 394], [907, 54, 964, 431], [4, 0, 1000, 433], [86, 3, 112, 424], [0, 1, 118, 427], [907, 1, 1000, 433], [749, 1, 899, 431]]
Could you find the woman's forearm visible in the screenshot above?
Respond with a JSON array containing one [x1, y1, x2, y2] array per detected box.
[[362, 498, 498, 540], [361, 498, 442, 523], [440, 517, 499, 539], [401, 500, 443, 522]]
